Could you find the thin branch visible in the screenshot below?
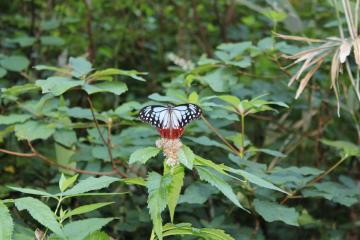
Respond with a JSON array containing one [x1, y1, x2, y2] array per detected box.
[[86, 95, 128, 178], [280, 155, 348, 204], [83, 0, 95, 62], [0, 144, 116, 176], [201, 115, 240, 155]]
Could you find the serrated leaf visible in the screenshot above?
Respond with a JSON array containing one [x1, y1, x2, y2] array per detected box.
[[61, 176, 120, 196], [147, 172, 172, 240], [63, 202, 114, 220], [8, 186, 54, 198], [0, 55, 30, 72], [14, 197, 64, 237], [227, 168, 287, 194], [69, 57, 92, 77], [0, 201, 14, 240], [83, 82, 128, 95], [122, 177, 146, 186], [195, 165, 247, 211], [162, 223, 235, 240], [253, 199, 299, 226], [129, 147, 160, 164], [178, 145, 194, 169], [89, 68, 147, 81], [15, 121, 55, 141], [62, 218, 113, 240], [166, 165, 184, 222], [36, 77, 82, 96]]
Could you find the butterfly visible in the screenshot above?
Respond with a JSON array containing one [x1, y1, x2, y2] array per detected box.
[[139, 103, 202, 139]]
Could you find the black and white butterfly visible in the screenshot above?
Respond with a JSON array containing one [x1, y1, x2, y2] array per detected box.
[[139, 103, 202, 139]]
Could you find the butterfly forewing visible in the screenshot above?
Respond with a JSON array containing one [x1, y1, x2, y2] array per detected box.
[[139, 103, 202, 138]]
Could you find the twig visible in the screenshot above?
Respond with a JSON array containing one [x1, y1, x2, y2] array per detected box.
[[201, 115, 240, 155], [86, 95, 128, 178], [280, 155, 348, 204], [83, 0, 95, 62], [0, 145, 116, 176]]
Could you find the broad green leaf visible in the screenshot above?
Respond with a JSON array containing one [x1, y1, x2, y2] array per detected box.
[[186, 136, 229, 151], [321, 139, 360, 157], [249, 148, 286, 158], [123, 177, 146, 186], [165, 165, 184, 222], [129, 147, 160, 164], [148, 93, 184, 104], [55, 143, 76, 175], [63, 202, 114, 220], [0, 114, 31, 125], [227, 168, 287, 194], [0, 55, 30, 72], [188, 91, 199, 104], [59, 174, 78, 192], [217, 95, 241, 108], [179, 182, 218, 204], [0, 67, 7, 77], [10, 36, 36, 47], [89, 68, 147, 81], [61, 176, 120, 196], [14, 197, 64, 237], [83, 82, 128, 95], [12, 224, 34, 240], [162, 223, 235, 240], [34, 65, 70, 74], [69, 57, 92, 78], [1, 83, 39, 100], [8, 186, 54, 198], [147, 172, 172, 240], [217, 41, 252, 59], [15, 121, 55, 141], [203, 68, 236, 92], [54, 130, 77, 147], [84, 231, 110, 240], [40, 36, 65, 46], [253, 199, 299, 226], [36, 77, 83, 96], [178, 145, 195, 169], [195, 165, 247, 211], [0, 201, 14, 240], [62, 218, 113, 240]]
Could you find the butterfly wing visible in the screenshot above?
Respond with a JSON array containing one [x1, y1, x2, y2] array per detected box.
[[138, 105, 169, 128], [171, 103, 202, 128]]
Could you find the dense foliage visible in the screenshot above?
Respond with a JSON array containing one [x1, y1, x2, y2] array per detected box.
[[0, 0, 360, 240]]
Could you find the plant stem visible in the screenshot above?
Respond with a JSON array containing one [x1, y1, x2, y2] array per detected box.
[[240, 113, 245, 158]]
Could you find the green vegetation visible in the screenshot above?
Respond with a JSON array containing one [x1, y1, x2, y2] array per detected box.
[[0, 0, 359, 239]]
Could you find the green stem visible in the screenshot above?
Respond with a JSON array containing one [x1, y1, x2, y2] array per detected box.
[[240, 113, 245, 158]]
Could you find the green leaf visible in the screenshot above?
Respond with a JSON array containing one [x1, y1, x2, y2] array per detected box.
[[14, 197, 64, 237], [36, 77, 83, 96], [253, 199, 299, 226], [122, 177, 146, 186], [0, 67, 7, 78], [89, 68, 147, 81], [15, 121, 55, 141], [63, 202, 114, 220], [321, 139, 360, 157], [0, 201, 14, 240], [1, 83, 39, 100], [203, 68, 236, 92], [166, 165, 184, 222], [59, 174, 78, 192], [62, 218, 113, 240], [8, 186, 55, 198], [162, 223, 235, 240], [55, 143, 76, 175], [178, 145, 195, 169], [84, 231, 110, 240], [0, 114, 31, 125], [83, 82, 128, 95], [10, 36, 36, 47], [195, 165, 247, 211], [54, 130, 77, 147], [61, 176, 120, 196], [179, 182, 218, 204], [40, 36, 65, 46], [249, 148, 286, 158], [0, 55, 30, 72], [147, 172, 172, 240], [69, 57, 92, 78], [227, 168, 287, 194], [129, 147, 160, 164]]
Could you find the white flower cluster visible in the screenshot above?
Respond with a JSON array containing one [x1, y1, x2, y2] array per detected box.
[[167, 53, 194, 71], [156, 138, 182, 167]]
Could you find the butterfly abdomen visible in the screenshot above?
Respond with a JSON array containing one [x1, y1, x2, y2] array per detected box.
[[158, 128, 184, 139]]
